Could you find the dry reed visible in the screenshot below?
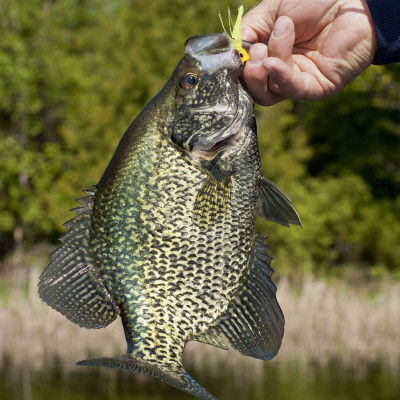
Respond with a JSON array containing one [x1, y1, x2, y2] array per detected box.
[[1, 265, 399, 382]]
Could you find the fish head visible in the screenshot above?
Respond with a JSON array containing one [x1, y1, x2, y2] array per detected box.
[[170, 33, 254, 163]]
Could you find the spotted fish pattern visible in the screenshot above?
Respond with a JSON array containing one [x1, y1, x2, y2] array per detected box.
[[38, 33, 301, 400]]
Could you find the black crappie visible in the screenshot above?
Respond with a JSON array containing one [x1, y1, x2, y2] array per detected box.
[[38, 33, 301, 400]]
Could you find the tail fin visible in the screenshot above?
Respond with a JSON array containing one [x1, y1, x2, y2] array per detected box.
[[77, 356, 217, 400]]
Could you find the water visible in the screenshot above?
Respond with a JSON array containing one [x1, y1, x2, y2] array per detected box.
[[1, 363, 399, 400]]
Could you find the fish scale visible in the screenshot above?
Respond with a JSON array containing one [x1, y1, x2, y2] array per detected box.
[[90, 126, 260, 364], [38, 33, 301, 400]]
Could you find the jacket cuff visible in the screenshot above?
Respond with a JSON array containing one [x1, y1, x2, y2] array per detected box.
[[366, 0, 400, 65]]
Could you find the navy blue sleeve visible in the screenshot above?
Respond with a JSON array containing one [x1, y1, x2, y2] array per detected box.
[[366, 0, 400, 65]]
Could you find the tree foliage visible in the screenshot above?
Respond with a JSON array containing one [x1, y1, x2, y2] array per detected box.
[[0, 0, 399, 272], [0, 0, 88, 249], [304, 65, 400, 199], [256, 67, 400, 272]]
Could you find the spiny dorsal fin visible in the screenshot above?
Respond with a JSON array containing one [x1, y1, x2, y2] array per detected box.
[[258, 177, 302, 227], [38, 187, 120, 329], [215, 234, 284, 360]]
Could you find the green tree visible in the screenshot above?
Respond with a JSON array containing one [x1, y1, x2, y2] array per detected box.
[[0, 0, 244, 256], [304, 65, 400, 199], [0, 0, 92, 255], [256, 66, 400, 273], [1, 0, 399, 274]]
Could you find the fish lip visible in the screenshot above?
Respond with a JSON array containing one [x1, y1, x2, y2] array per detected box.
[[185, 33, 253, 54], [185, 33, 231, 54], [185, 33, 243, 76]]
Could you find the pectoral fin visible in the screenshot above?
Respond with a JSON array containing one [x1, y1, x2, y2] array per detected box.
[[194, 163, 232, 221], [258, 177, 302, 227]]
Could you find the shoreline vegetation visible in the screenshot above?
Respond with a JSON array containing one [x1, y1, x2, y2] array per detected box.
[[0, 1, 399, 398], [1, 250, 399, 386]]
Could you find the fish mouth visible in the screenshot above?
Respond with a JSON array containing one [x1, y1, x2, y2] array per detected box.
[[192, 84, 249, 154], [203, 134, 236, 153], [185, 33, 244, 78], [185, 34, 231, 54], [185, 85, 252, 164]]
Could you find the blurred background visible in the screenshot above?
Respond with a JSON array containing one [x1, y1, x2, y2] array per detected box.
[[0, 0, 399, 399]]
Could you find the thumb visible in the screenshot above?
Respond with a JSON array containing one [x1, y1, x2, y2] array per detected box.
[[241, 0, 280, 43]]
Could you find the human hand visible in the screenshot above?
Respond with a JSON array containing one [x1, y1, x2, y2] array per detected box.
[[241, 0, 377, 105]]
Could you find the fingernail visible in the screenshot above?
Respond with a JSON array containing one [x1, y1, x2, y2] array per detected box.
[[249, 44, 266, 64], [272, 17, 288, 38]]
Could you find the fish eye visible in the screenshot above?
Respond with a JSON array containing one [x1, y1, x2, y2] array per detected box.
[[179, 72, 198, 89]]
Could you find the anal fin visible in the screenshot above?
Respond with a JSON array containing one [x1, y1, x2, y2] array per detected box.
[[192, 327, 228, 350], [215, 234, 285, 360]]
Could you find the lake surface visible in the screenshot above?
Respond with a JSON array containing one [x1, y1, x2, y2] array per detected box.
[[2, 362, 399, 400]]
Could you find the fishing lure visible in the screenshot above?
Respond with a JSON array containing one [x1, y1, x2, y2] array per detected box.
[[219, 5, 250, 64]]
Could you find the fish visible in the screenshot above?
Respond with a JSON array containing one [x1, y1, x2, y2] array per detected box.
[[38, 33, 301, 400]]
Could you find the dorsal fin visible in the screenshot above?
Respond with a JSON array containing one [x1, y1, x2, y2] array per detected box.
[[214, 234, 284, 360], [38, 187, 120, 329], [258, 177, 302, 227]]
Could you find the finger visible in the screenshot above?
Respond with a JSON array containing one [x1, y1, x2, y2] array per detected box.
[[242, 43, 285, 106], [263, 57, 326, 100], [267, 16, 295, 68], [264, 16, 328, 100], [241, 0, 279, 43]]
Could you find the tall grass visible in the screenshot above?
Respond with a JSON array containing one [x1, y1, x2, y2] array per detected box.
[[1, 261, 399, 382]]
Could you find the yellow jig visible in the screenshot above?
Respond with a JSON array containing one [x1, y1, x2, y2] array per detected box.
[[218, 5, 250, 64]]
